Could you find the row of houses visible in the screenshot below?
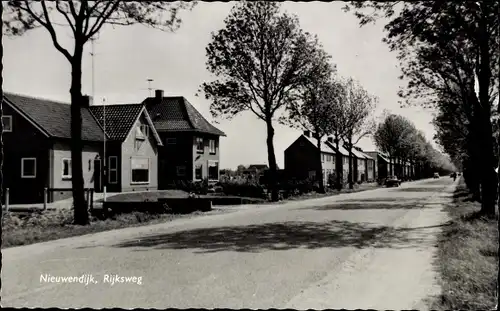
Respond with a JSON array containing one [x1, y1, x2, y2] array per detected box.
[[2, 89, 225, 204], [284, 131, 413, 186]]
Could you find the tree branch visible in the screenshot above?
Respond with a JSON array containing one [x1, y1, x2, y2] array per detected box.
[[55, 1, 76, 34]]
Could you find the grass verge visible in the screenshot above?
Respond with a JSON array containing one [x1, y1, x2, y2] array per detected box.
[[431, 178, 498, 310], [1, 208, 224, 249]]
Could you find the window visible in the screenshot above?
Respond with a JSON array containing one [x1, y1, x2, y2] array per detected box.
[[177, 166, 186, 176], [131, 157, 149, 183], [166, 138, 177, 145], [62, 158, 72, 179], [135, 124, 147, 140], [2, 115, 12, 132], [109, 156, 118, 184], [88, 159, 92, 171], [321, 154, 325, 163], [195, 164, 203, 180], [196, 137, 204, 153], [208, 161, 219, 181], [209, 139, 216, 154], [326, 154, 332, 162], [21, 158, 36, 178]]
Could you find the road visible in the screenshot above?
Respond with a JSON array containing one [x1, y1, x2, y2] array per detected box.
[[2, 177, 455, 309]]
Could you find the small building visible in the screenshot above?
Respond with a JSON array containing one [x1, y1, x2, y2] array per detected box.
[[365, 151, 392, 181]]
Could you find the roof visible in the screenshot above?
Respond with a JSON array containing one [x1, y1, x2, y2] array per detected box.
[[324, 140, 349, 156], [143, 96, 226, 136], [366, 151, 391, 163], [90, 104, 163, 146], [302, 135, 336, 154], [3, 92, 105, 141], [89, 104, 144, 140], [349, 147, 373, 160], [247, 164, 269, 170]]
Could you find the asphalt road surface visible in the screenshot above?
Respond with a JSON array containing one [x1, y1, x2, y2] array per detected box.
[[2, 177, 456, 309]]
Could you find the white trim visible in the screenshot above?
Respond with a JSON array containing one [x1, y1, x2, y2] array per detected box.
[[2, 115, 12, 132], [61, 158, 72, 179], [130, 156, 150, 184], [21, 157, 37, 178], [207, 160, 219, 181], [108, 156, 118, 184], [196, 137, 204, 153], [141, 108, 163, 146], [3, 97, 50, 137], [209, 139, 216, 154]]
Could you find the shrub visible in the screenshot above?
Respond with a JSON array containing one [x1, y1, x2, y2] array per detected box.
[[220, 180, 267, 199], [174, 179, 209, 195], [279, 178, 316, 196]]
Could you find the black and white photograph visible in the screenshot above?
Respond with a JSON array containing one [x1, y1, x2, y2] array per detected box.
[[0, 1, 498, 309]]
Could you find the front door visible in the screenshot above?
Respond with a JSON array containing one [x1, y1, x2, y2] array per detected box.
[[94, 159, 102, 192]]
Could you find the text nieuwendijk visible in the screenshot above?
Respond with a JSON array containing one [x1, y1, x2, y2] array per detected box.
[[40, 274, 143, 286]]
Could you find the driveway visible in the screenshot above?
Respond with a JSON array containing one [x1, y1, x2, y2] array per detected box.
[[2, 178, 456, 309]]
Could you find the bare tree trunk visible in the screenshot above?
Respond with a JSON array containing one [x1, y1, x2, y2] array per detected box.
[[334, 138, 343, 191], [347, 141, 354, 189], [265, 119, 279, 202], [316, 139, 325, 193], [71, 45, 89, 225], [1, 2, 4, 243]]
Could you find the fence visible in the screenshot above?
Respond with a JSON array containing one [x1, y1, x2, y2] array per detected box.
[[3, 187, 95, 212]]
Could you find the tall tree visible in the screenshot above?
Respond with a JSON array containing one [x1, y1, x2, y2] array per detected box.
[[3, 1, 195, 224], [285, 65, 338, 193], [341, 78, 377, 189], [1, 2, 4, 267], [201, 1, 326, 201], [345, 1, 499, 216], [374, 114, 411, 176]]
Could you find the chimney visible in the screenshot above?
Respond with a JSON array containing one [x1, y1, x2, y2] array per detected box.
[[327, 136, 333, 143], [81, 95, 93, 107], [304, 130, 310, 137], [155, 89, 164, 99]]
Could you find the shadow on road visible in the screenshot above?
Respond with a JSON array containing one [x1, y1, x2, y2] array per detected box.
[[392, 187, 443, 192], [306, 202, 434, 211], [110, 220, 450, 253]]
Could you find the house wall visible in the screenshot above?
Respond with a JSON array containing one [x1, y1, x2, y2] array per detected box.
[[120, 114, 158, 192], [366, 159, 375, 181], [157, 132, 194, 188], [357, 157, 366, 182], [192, 134, 220, 183], [51, 141, 101, 202], [285, 136, 323, 181], [2, 104, 51, 204]]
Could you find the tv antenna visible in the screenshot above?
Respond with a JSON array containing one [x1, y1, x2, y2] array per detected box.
[[147, 79, 154, 97], [89, 33, 100, 103]]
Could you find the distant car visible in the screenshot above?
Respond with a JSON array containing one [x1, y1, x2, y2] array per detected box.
[[433, 173, 440, 179], [385, 176, 401, 187]]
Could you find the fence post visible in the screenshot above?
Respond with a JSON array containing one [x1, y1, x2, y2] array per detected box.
[[5, 188, 9, 211], [43, 187, 48, 211]]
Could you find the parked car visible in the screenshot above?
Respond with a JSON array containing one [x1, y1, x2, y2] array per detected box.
[[385, 176, 401, 187], [433, 172, 440, 179]]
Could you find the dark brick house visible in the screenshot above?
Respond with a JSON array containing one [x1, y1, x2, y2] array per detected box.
[[143, 90, 226, 188], [2, 92, 162, 204]]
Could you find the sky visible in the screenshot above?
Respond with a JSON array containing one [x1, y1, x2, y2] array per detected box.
[[3, 2, 438, 170]]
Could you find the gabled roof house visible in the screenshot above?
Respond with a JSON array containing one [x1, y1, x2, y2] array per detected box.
[[2, 92, 162, 204]]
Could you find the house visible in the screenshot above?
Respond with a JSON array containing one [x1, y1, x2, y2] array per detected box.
[[143, 90, 226, 188], [365, 151, 392, 181], [89, 103, 163, 193], [2, 92, 162, 204], [351, 146, 375, 182], [285, 131, 350, 186]]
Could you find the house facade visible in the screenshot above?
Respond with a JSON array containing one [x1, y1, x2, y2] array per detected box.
[[89, 104, 163, 193], [2, 93, 162, 204], [143, 90, 226, 188], [285, 131, 351, 187], [365, 151, 392, 181]]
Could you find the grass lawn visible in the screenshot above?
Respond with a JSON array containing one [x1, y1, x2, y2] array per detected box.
[[283, 182, 380, 202], [1, 208, 224, 249], [431, 178, 498, 310]]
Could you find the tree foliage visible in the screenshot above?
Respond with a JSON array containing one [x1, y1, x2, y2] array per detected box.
[[345, 1, 499, 216], [3, 0, 195, 224], [201, 1, 327, 201]]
